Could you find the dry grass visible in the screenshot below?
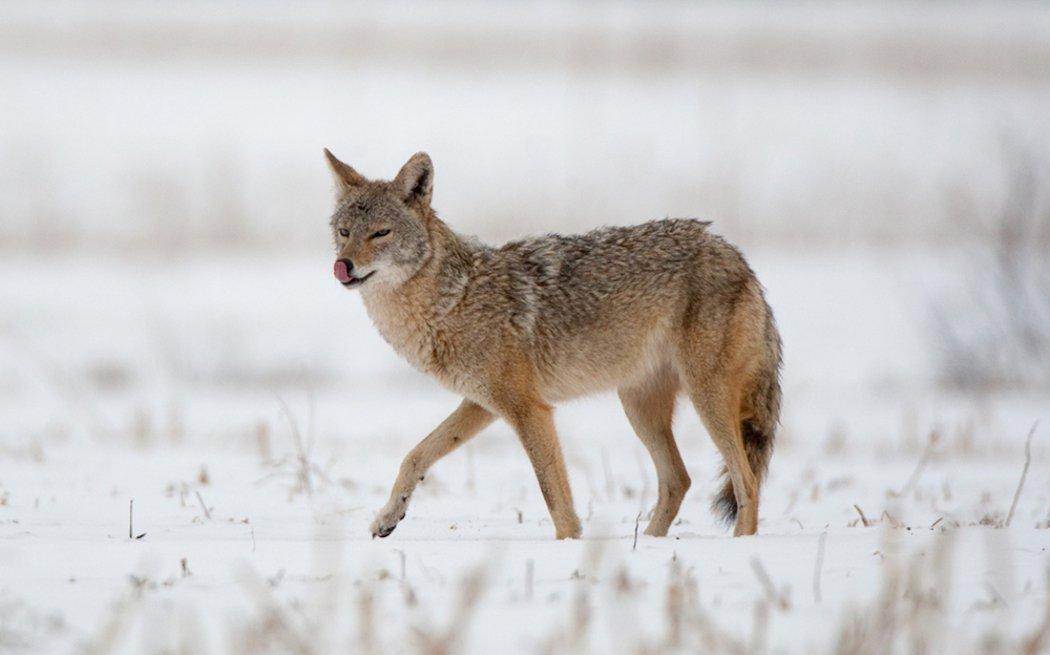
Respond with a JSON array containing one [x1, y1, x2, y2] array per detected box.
[[258, 397, 335, 500], [21, 447, 1048, 655], [929, 137, 1050, 392], [1006, 423, 1038, 528], [3, 4, 1050, 256], [2, 337, 1044, 653]]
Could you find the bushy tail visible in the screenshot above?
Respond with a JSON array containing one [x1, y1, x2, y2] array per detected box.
[[712, 312, 783, 525]]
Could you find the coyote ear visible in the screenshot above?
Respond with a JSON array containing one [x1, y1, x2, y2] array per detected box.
[[392, 152, 433, 207], [323, 148, 367, 196]]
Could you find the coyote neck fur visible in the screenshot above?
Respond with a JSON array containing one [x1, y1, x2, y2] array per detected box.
[[360, 214, 480, 375]]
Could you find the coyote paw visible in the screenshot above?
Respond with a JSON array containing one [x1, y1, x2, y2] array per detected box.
[[370, 502, 407, 539], [555, 518, 583, 540], [371, 520, 397, 539]]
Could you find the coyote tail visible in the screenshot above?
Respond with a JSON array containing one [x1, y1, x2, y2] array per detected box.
[[712, 310, 782, 525]]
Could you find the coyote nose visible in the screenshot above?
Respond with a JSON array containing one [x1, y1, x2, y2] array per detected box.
[[334, 258, 354, 283]]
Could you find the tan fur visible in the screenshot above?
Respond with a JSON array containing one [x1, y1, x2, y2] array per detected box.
[[324, 150, 782, 540]]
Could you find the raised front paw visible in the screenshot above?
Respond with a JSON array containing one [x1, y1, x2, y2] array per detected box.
[[369, 503, 407, 539]]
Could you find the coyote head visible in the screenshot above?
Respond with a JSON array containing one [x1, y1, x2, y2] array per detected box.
[[324, 149, 434, 289]]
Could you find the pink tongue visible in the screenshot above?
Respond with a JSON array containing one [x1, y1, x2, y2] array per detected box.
[[333, 260, 353, 283]]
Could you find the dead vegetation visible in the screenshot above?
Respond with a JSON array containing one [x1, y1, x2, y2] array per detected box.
[[2, 351, 1043, 654], [77, 523, 1037, 655], [258, 397, 335, 500], [930, 136, 1050, 392], [14, 427, 1048, 655]]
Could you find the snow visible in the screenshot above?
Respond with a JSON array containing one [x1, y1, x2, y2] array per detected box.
[[1, 247, 1047, 653]]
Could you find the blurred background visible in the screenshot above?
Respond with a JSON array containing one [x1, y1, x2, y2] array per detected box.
[[2, 3, 1049, 652], [3, 1, 1050, 248], [3, 0, 1048, 439]]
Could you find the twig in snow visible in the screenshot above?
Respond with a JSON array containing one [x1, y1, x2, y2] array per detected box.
[[632, 511, 642, 551], [853, 504, 872, 527], [665, 557, 685, 649], [750, 557, 791, 610], [813, 531, 827, 603], [750, 599, 770, 654], [881, 510, 903, 528], [892, 429, 939, 498], [128, 500, 145, 540], [567, 570, 592, 652], [1006, 422, 1038, 527], [525, 559, 534, 601], [195, 491, 212, 520]]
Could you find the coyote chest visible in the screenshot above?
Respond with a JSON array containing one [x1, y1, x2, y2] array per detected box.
[[361, 288, 479, 392], [361, 291, 435, 371]]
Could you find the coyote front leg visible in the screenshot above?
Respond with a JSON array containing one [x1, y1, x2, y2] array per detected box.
[[371, 399, 494, 538]]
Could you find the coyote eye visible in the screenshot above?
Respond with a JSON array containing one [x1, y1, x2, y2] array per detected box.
[[338, 228, 349, 238], [370, 228, 391, 239]]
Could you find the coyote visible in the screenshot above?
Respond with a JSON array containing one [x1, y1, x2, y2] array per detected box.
[[324, 150, 782, 540]]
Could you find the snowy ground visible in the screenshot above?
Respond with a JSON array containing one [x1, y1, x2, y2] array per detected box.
[[3, 5, 1050, 651], [1, 246, 1047, 653]]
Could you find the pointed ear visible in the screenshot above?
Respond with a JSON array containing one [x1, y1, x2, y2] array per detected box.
[[323, 148, 367, 196], [392, 152, 434, 206]]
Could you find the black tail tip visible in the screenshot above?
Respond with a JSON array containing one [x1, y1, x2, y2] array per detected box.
[[711, 482, 738, 526]]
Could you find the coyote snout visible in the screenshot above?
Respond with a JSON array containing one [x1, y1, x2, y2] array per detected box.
[[324, 149, 782, 540], [333, 258, 373, 288]]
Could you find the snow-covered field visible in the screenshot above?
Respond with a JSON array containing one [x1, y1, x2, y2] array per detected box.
[[1, 246, 1047, 653], [3, 2, 1050, 653]]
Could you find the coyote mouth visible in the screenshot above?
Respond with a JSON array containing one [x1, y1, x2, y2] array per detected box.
[[334, 259, 375, 288], [341, 271, 375, 288]]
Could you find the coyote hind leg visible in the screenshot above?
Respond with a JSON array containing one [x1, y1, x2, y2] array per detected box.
[[618, 364, 691, 537], [683, 376, 758, 536]]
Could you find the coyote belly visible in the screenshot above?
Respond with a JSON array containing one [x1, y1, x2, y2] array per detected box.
[[323, 148, 782, 540]]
